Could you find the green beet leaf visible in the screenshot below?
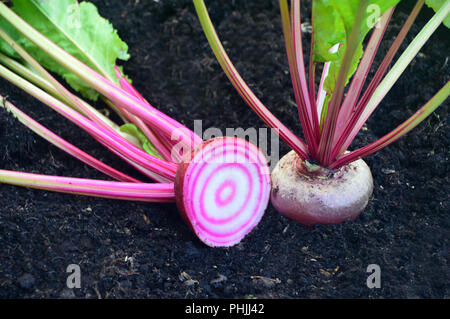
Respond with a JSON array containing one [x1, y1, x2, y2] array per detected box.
[[0, 0, 130, 100], [425, 0, 450, 28], [312, 0, 400, 110], [119, 123, 164, 160]]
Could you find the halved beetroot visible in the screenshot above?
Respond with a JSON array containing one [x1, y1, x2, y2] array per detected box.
[[175, 137, 272, 247]]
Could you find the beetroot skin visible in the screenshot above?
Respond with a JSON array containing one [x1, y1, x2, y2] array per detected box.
[[271, 150, 373, 225]]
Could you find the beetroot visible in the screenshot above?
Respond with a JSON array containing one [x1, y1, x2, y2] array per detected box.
[[175, 137, 272, 247], [195, 0, 447, 226], [271, 151, 373, 225]]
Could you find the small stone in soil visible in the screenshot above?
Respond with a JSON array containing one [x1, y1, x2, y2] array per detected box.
[[210, 274, 228, 286], [18, 273, 35, 289]]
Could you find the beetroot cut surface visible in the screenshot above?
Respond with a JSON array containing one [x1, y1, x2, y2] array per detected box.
[[175, 137, 272, 247]]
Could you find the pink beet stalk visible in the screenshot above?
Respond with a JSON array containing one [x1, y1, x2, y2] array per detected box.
[[333, 8, 394, 143], [332, 0, 426, 158], [331, 81, 450, 169], [279, 0, 320, 155], [335, 2, 450, 158], [114, 66, 179, 162], [290, 0, 318, 154], [0, 95, 139, 183], [114, 66, 147, 103], [0, 63, 177, 182], [193, 0, 309, 160], [0, 170, 174, 202], [0, 2, 200, 151], [109, 72, 202, 159]]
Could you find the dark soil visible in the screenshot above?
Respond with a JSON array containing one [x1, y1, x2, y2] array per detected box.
[[0, 0, 448, 298]]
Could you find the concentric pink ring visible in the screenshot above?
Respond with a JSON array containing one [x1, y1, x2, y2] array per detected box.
[[215, 180, 237, 207], [188, 148, 263, 234], [180, 138, 271, 246], [198, 163, 253, 225]]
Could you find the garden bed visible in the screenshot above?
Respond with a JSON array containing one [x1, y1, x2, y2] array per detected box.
[[0, 0, 448, 298]]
